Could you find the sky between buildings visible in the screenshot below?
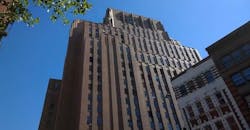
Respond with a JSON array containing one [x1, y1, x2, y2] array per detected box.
[[0, 0, 249, 129]]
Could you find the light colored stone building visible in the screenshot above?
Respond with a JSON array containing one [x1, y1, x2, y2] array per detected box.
[[172, 58, 249, 130]]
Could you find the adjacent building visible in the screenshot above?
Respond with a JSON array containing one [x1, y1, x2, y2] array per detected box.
[[206, 21, 250, 127], [39, 79, 61, 130], [39, 8, 201, 130], [172, 58, 249, 129]]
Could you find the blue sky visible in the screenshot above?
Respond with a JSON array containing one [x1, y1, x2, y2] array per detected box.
[[0, 0, 249, 129]]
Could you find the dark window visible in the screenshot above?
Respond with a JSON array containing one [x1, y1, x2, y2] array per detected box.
[[179, 85, 187, 96], [97, 66, 101, 73], [159, 122, 163, 130], [95, 29, 99, 37], [231, 50, 243, 62], [154, 56, 157, 64], [205, 71, 214, 83], [245, 95, 250, 108], [90, 47, 94, 54], [195, 76, 205, 88], [196, 101, 205, 114], [147, 55, 151, 63], [231, 73, 246, 86], [221, 55, 233, 68], [87, 116, 92, 124], [97, 94, 102, 102], [226, 116, 239, 130], [204, 125, 212, 130], [243, 67, 250, 80], [186, 106, 194, 117], [89, 57, 93, 62], [205, 96, 214, 109], [242, 44, 250, 57], [97, 116, 102, 125], [150, 121, 155, 129], [160, 58, 164, 65], [128, 119, 133, 127], [141, 54, 144, 61], [215, 121, 225, 130], [215, 92, 226, 105], [121, 34, 124, 43], [187, 81, 196, 92]]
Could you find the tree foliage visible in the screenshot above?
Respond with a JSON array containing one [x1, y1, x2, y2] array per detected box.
[[0, 0, 91, 38]]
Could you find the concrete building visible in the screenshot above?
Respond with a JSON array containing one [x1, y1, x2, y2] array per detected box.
[[39, 8, 201, 130], [172, 58, 249, 130], [206, 21, 250, 127], [39, 79, 61, 130]]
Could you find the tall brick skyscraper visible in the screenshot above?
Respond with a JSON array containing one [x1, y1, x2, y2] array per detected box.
[[39, 8, 201, 130]]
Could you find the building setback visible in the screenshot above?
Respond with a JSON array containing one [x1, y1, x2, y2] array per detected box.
[[39, 8, 201, 130], [172, 58, 249, 129], [206, 21, 250, 127]]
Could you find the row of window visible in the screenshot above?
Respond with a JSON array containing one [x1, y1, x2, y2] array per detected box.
[[89, 22, 199, 64], [140, 65, 182, 130], [185, 92, 227, 120], [221, 44, 250, 69], [120, 45, 144, 130], [231, 67, 250, 86], [86, 40, 103, 128], [175, 68, 218, 98], [136, 52, 192, 70], [117, 13, 163, 31], [89, 22, 200, 64], [123, 25, 163, 40], [130, 37, 199, 62], [196, 115, 239, 130]]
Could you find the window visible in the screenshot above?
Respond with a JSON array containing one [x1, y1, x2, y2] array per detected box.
[[154, 56, 157, 64], [196, 101, 205, 114], [231, 73, 246, 86], [186, 106, 194, 117], [160, 57, 164, 65], [215, 92, 226, 105], [231, 50, 243, 62], [243, 67, 250, 80], [242, 44, 250, 57], [205, 96, 214, 109], [141, 54, 144, 62], [226, 116, 239, 130], [221, 55, 233, 68], [97, 116, 102, 125], [150, 121, 155, 129], [215, 121, 225, 130], [179, 85, 187, 96], [195, 76, 205, 88], [205, 71, 214, 83], [89, 57, 93, 62], [204, 125, 212, 130], [128, 119, 133, 127], [147, 55, 151, 63], [87, 116, 92, 124], [187, 81, 196, 92], [245, 95, 250, 108]]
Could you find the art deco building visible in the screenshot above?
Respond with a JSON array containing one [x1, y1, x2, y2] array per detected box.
[[206, 21, 250, 127], [172, 58, 249, 130], [39, 8, 201, 130]]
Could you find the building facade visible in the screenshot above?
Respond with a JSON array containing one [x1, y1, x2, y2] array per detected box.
[[39, 8, 201, 130], [206, 21, 250, 127], [39, 79, 61, 130], [172, 58, 249, 130]]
